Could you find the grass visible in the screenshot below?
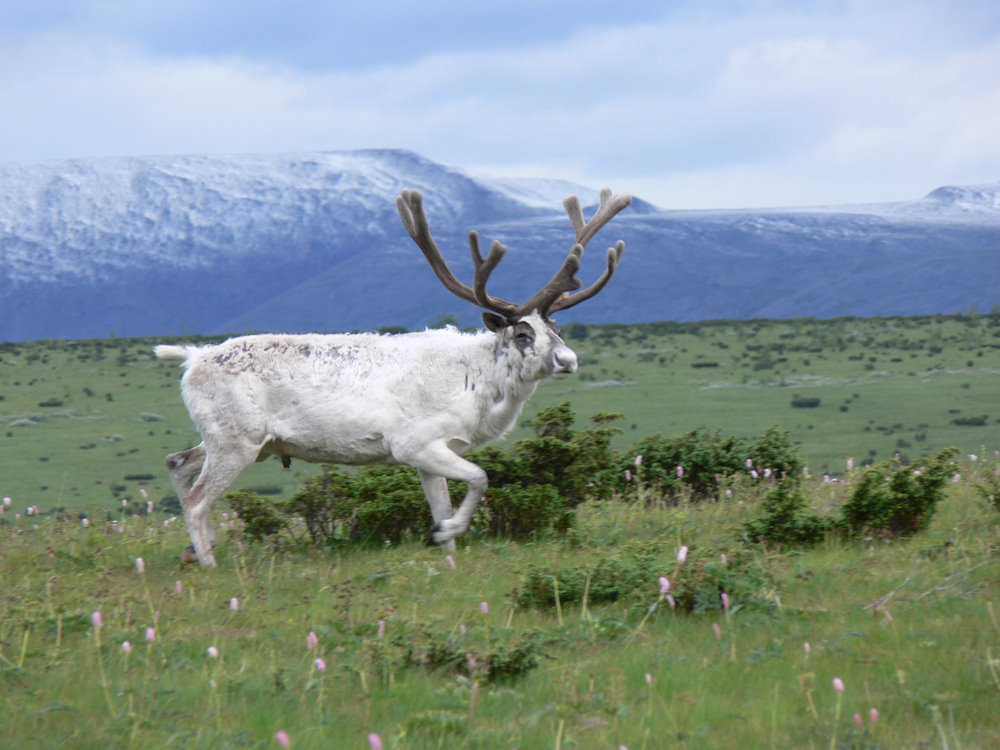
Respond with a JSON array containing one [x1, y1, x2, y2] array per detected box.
[[1, 313, 999, 746], [3, 313, 1000, 518], [2, 468, 998, 748]]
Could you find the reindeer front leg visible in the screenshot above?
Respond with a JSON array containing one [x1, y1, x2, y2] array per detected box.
[[417, 470, 457, 552], [407, 443, 487, 548]]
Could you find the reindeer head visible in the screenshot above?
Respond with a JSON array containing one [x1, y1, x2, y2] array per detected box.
[[396, 187, 631, 361]]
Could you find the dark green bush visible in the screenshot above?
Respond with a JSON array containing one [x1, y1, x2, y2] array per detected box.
[[972, 465, 1000, 512], [619, 426, 801, 501], [469, 403, 621, 535], [742, 478, 833, 547], [512, 545, 776, 618], [841, 447, 959, 538], [225, 489, 286, 543], [344, 465, 432, 544]]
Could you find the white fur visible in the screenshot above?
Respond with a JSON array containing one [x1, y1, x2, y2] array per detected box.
[[156, 312, 577, 566]]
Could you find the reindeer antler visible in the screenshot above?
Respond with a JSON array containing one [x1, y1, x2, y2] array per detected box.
[[396, 187, 631, 325]]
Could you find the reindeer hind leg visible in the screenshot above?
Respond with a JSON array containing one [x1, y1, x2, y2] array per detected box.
[[175, 441, 259, 567]]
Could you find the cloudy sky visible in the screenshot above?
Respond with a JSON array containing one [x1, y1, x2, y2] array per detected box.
[[2, 0, 999, 209]]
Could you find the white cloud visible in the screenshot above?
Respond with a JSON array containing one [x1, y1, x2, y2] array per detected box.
[[1, 3, 999, 209]]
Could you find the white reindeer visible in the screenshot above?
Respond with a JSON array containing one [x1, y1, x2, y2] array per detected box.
[[156, 188, 631, 566]]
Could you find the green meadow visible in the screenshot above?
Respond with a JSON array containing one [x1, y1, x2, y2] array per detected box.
[[1, 474, 998, 748], [1, 313, 999, 748], [1, 313, 998, 516]]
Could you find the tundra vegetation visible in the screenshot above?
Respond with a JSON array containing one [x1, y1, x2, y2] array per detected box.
[[1, 311, 999, 747]]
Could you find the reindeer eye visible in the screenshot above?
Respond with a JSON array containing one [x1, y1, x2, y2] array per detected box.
[[514, 329, 534, 348]]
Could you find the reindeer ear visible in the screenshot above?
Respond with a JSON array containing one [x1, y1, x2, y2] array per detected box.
[[482, 312, 509, 331]]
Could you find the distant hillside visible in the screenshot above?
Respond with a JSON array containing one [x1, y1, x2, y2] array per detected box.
[[1, 149, 998, 341]]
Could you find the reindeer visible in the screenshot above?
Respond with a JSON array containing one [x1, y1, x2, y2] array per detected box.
[[156, 188, 631, 566]]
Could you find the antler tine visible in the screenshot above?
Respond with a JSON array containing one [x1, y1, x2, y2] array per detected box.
[[514, 245, 584, 318], [570, 188, 633, 249], [467, 231, 517, 315], [522, 188, 631, 317], [547, 240, 625, 314], [397, 189, 518, 318]]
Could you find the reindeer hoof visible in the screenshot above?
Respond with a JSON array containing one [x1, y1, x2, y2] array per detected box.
[[180, 544, 199, 564]]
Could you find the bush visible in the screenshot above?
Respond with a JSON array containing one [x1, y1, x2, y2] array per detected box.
[[225, 489, 286, 543], [790, 396, 821, 408], [619, 426, 801, 501], [512, 545, 776, 618], [742, 478, 833, 547], [840, 447, 959, 538], [972, 465, 1000, 512]]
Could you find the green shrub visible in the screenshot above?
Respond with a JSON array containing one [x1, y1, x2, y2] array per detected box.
[[512, 545, 776, 618], [225, 489, 286, 543], [620, 426, 801, 501], [742, 478, 833, 547], [972, 465, 1000, 512], [345, 465, 432, 545], [841, 447, 959, 538]]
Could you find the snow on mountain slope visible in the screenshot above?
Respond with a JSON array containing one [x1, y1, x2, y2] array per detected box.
[[0, 149, 998, 341], [0, 149, 560, 285]]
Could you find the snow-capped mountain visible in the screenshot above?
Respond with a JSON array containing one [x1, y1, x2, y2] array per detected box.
[[0, 149, 998, 341]]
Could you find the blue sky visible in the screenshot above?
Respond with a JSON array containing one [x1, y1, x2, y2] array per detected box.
[[2, 0, 999, 209]]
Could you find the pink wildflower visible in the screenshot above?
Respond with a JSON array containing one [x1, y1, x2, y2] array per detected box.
[[135, 557, 145, 574], [229, 597, 238, 611], [314, 657, 326, 672], [307, 631, 318, 650], [883, 609, 893, 623], [751, 470, 759, 479], [676, 465, 684, 479], [746, 458, 753, 468], [854, 713, 862, 728], [721, 592, 730, 612], [625, 469, 632, 482], [91, 611, 102, 629], [274, 730, 290, 748], [833, 677, 844, 692], [480, 601, 489, 615], [377, 620, 385, 638], [658, 576, 671, 595], [635, 454, 643, 468], [720, 553, 727, 565], [870, 707, 879, 723], [847, 457, 854, 471], [446, 555, 457, 570], [666, 594, 676, 608], [122, 641, 132, 654], [207, 646, 219, 659], [368, 733, 383, 750], [677, 545, 688, 563], [175, 580, 183, 595], [145, 627, 155, 642], [645, 672, 654, 685], [804, 641, 811, 655]]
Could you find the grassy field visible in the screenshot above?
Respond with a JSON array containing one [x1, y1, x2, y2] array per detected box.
[[1, 471, 998, 748], [1, 312, 999, 748], [2, 312, 1000, 518]]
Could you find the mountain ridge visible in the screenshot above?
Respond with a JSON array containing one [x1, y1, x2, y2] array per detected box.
[[1, 149, 998, 341]]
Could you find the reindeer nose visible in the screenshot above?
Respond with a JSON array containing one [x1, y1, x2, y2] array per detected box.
[[553, 348, 578, 375]]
